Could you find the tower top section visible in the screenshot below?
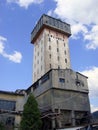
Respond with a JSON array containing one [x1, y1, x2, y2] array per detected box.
[[31, 14, 71, 43]]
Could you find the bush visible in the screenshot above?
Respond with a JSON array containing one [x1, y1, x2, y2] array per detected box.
[[20, 94, 42, 130]]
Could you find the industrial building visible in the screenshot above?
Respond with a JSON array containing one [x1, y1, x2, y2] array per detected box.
[[0, 90, 25, 129], [0, 14, 91, 129], [29, 14, 91, 129], [26, 69, 90, 129]]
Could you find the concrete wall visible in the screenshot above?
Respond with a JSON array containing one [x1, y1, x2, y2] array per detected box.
[[0, 92, 25, 127], [30, 69, 90, 128], [31, 69, 89, 97], [33, 27, 71, 83], [52, 69, 89, 93], [0, 92, 25, 111], [35, 87, 90, 113], [33, 30, 45, 83], [36, 90, 53, 110], [52, 89, 90, 111]]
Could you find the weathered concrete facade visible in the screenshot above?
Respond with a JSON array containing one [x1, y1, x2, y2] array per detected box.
[[30, 14, 91, 129], [27, 69, 90, 128], [0, 90, 25, 129], [31, 14, 71, 83], [0, 14, 91, 130]]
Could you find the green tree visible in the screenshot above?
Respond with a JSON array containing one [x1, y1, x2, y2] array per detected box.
[[20, 94, 42, 130], [0, 122, 5, 130]]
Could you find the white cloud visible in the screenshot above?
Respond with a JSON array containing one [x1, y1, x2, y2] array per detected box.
[[54, 0, 98, 25], [53, 0, 98, 50], [0, 35, 22, 63], [85, 25, 98, 50], [81, 66, 98, 97], [71, 23, 88, 39], [47, 10, 53, 16], [7, 0, 43, 9], [91, 104, 98, 113], [0, 36, 7, 53]]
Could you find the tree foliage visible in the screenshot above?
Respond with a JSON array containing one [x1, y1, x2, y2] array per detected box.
[[20, 94, 42, 130], [0, 122, 5, 130]]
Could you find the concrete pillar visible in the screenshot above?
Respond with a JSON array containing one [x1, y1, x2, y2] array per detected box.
[[57, 108, 61, 128], [14, 115, 21, 130], [52, 108, 56, 130], [52, 117, 56, 130], [71, 110, 75, 126]]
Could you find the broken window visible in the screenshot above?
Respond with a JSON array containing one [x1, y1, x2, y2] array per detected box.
[[76, 81, 81, 86], [59, 78, 65, 83]]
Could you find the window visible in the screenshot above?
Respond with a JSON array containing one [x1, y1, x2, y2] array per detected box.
[[57, 48, 59, 52], [41, 47, 43, 52], [64, 50, 66, 55], [82, 82, 84, 87], [6, 117, 15, 126], [49, 45, 51, 50], [37, 60, 39, 64], [76, 81, 81, 86], [50, 64, 51, 69], [58, 66, 60, 69], [34, 64, 36, 68], [33, 82, 39, 90], [49, 37, 51, 42], [49, 54, 51, 59], [75, 79, 84, 87], [0, 100, 16, 111], [41, 65, 42, 70], [45, 20, 48, 23], [57, 40, 58, 44], [37, 52, 39, 56], [34, 72, 36, 78], [65, 58, 67, 63], [59, 78, 65, 83], [41, 73, 49, 84], [41, 56, 42, 61], [58, 56, 60, 61]]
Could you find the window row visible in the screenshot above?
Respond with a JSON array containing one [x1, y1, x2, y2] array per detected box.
[[48, 37, 66, 46], [59, 78, 84, 87], [35, 47, 43, 56], [49, 45, 67, 54], [0, 100, 16, 111], [34, 56, 67, 68], [48, 33, 66, 39], [49, 54, 67, 63], [33, 73, 50, 90]]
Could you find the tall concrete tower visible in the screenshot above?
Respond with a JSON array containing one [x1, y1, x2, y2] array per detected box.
[[28, 14, 90, 129], [31, 14, 71, 83]]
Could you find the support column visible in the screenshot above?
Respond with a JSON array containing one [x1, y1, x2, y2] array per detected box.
[[71, 110, 75, 126], [52, 109, 56, 130], [57, 108, 61, 128], [52, 117, 55, 130]]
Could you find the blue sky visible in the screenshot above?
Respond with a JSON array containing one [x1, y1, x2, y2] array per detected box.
[[0, 0, 98, 112]]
